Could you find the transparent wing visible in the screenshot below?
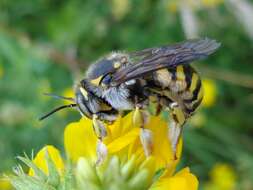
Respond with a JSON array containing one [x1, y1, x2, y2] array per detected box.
[[111, 38, 220, 85]]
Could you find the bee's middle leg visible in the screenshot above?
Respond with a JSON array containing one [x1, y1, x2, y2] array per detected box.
[[167, 102, 186, 158], [92, 114, 108, 165], [133, 105, 153, 157]]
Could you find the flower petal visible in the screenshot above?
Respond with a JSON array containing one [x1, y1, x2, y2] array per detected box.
[[64, 117, 97, 162], [103, 112, 141, 155], [146, 116, 174, 167], [128, 115, 183, 170], [107, 128, 140, 154], [0, 177, 12, 190], [202, 79, 217, 107], [150, 167, 199, 190], [29, 145, 64, 176], [205, 163, 236, 190], [105, 112, 133, 141]]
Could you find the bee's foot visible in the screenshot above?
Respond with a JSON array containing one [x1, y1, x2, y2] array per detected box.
[[168, 120, 182, 159], [173, 153, 178, 161], [169, 102, 179, 109], [133, 107, 150, 127], [140, 128, 153, 157], [93, 115, 107, 138], [133, 106, 143, 127], [96, 140, 108, 166]]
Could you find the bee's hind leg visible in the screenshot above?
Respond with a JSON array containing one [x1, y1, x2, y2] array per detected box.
[[168, 102, 186, 159], [155, 96, 163, 116], [92, 114, 108, 165], [133, 105, 153, 157]]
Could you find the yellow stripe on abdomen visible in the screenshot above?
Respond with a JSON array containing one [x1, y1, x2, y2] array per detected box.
[[189, 73, 199, 93], [176, 66, 186, 81]]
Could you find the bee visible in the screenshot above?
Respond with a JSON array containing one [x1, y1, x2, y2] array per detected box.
[[40, 38, 220, 162]]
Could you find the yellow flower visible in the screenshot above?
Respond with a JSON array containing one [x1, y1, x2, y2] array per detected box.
[[110, 0, 130, 21], [64, 112, 197, 189], [64, 112, 181, 171], [201, 0, 223, 8], [166, 1, 178, 14], [202, 78, 217, 107], [64, 117, 98, 162], [64, 112, 146, 163], [166, 0, 223, 13], [29, 145, 64, 176], [204, 163, 237, 190], [150, 167, 198, 190], [0, 178, 12, 190], [21, 112, 198, 190], [127, 113, 183, 170]]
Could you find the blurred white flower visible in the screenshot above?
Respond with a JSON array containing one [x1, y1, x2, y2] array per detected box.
[[179, 1, 200, 38], [0, 102, 27, 126], [226, 0, 253, 40]]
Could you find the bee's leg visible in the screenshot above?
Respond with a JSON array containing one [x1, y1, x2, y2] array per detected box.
[[155, 96, 163, 116], [133, 106, 153, 157], [92, 114, 108, 165], [168, 102, 186, 158]]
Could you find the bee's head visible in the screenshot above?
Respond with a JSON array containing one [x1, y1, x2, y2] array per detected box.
[[85, 52, 129, 88], [75, 81, 95, 119], [39, 52, 129, 121], [39, 83, 98, 121]]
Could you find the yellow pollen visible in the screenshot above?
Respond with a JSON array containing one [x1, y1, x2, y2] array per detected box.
[[190, 73, 198, 93]]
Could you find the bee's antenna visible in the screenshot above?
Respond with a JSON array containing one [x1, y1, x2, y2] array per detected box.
[[39, 104, 77, 121], [43, 93, 75, 102]]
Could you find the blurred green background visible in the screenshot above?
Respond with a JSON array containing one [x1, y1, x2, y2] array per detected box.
[[0, 0, 253, 189]]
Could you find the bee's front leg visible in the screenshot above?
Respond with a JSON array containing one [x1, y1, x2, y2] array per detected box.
[[92, 114, 108, 165], [168, 102, 186, 159], [133, 105, 153, 157]]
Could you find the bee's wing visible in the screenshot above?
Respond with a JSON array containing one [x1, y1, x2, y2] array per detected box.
[[111, 38, 220, 85]]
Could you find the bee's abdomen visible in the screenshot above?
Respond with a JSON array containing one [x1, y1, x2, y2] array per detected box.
[[151, 65, 203, 116], [181, 66, 203, 115]]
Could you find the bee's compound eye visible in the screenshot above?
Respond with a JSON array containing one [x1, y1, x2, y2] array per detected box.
[[101, 74, 112, 86]]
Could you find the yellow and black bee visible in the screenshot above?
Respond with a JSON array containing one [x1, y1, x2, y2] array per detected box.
[[40, 38, 220, 162]]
